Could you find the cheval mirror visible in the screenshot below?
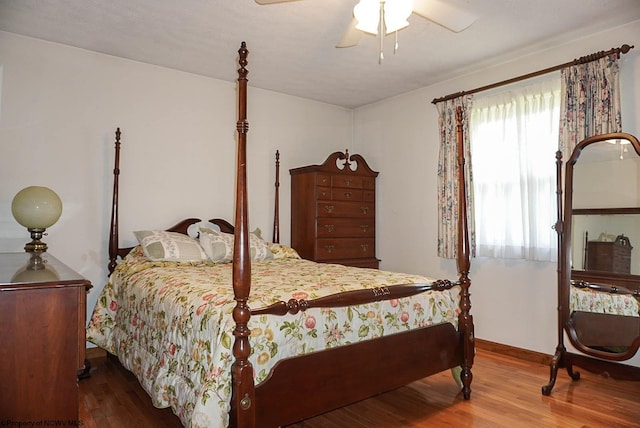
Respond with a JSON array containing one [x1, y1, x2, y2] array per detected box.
[[543, 131, 640, 396]]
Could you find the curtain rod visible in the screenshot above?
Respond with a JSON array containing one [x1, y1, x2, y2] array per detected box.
[[431, 43, 634, 105]]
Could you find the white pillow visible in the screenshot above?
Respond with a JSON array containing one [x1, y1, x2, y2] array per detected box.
[[133, 230, 208, 262], [199, 227, 273, 262]]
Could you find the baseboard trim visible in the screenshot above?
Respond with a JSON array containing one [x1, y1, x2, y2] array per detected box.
[[476, 338, 553, 365]]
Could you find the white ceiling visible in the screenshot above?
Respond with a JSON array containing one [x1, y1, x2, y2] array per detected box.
[[1, 0, 639, 108]]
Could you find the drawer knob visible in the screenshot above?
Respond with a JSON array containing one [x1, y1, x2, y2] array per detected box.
[[324, 224, 335, 233], [325, 205, 335, 213], [360, 244, 368, 252], [324, 245, 334, 253], [360, 224, 369, 232], [360, 206, 369, 214], [344, 191, 352, 198], [344, 179, 352, 186]]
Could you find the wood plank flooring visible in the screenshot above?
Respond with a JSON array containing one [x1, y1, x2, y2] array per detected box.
[[79, 347, 640, 427]]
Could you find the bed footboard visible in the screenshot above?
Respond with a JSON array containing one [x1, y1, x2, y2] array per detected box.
[[255, 323, 462, 428]]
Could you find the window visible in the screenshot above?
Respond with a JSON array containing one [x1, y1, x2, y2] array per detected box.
[[470, 76, 561, 262]]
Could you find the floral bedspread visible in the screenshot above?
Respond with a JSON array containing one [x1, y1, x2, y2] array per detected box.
[[570, 285, 639, 316], [87, 244, 460, 428]]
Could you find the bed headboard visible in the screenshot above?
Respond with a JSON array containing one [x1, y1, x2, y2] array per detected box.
[[106, 127, 201, 273], [107, 127, 281, 275]]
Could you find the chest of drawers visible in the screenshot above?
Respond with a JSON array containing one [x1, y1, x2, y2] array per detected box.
[[586, 235, 633, 274], [290, 150, 379, 268], [0, 252, 91, 425]]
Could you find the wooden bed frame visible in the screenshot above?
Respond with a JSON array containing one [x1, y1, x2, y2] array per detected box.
[[107, 42, 474, 428]]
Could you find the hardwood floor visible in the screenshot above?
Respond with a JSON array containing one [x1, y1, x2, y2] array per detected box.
[[79, 346, 640, 427]]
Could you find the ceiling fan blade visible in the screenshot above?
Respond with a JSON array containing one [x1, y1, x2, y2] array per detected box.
[[412, 0, 478, 33], [255, 0, 301, 4], [336, 18, 363, 48]]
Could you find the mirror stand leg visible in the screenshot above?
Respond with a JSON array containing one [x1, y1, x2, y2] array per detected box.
[[542, 345, 565, 395], [564, 352, 581, 380]]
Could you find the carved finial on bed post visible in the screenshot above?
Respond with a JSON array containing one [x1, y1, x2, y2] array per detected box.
[[230, 41, 256, 428], [108, 127, 122, 274], [273, 150, 280, 244], [455, 106, 474, 400]]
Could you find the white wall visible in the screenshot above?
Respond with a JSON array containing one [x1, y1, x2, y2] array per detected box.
[[354, 21, 640, 360], [0, 31, 352, 331]]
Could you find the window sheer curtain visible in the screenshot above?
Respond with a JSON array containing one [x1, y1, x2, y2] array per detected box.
[[436, 96, 475, 259], [559, 53, 622, 160], [470, 78, 561, 261]]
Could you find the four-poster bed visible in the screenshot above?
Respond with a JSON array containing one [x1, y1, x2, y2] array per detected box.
[[87, 42, 474, 428]]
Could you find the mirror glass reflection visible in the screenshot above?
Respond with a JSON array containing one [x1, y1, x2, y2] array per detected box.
[[572, 214, 639, 274], [571, 138, 640, 275]]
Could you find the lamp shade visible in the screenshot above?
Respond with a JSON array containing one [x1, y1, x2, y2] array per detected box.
[[11, 186, 63, 229]]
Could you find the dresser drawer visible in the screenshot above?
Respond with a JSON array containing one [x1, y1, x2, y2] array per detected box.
[[363, 190, 375, 202], [317, 186, 331, 200], [317, 218, 375, 237], [362, 177, 375, 190], [331, 188, 363, 201], [316, 174, 331, 187], [316, 238, 376, 260], [332, 175, 364, 189], [317, 201, 374, 218]]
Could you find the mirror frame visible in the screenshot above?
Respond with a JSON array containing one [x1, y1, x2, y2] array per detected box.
[[562, 132, 640, 361]]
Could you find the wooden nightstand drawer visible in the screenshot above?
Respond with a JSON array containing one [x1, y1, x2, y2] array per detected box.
[[0, 252, 91, 425]]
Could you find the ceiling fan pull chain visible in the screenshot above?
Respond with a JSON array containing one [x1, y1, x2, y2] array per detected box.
[[394, 30, 399, 54]]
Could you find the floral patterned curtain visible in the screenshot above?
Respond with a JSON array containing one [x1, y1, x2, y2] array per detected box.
[[436, 96, 475, 259], [559, 53, 622, 160]]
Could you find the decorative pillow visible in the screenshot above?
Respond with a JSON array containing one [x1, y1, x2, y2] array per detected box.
[[199, 227, 273, 263], [199, 228, 234, 263], [269, 243, 301, 260], [249, 230, 273, 261], [133, 230, 208, 262]]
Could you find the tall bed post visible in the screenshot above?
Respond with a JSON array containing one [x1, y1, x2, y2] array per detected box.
[[272, 150, 280, 244], [455, 106, 474, 399], [108, 128, 122, 273], [230, 41, 255, 428]]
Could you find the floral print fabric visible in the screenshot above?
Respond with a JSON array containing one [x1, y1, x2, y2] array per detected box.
[[559, 54, 622, 161], [87, 245, 460, 428], [435, 96, 476, 259], [570, 285, 639, 316]]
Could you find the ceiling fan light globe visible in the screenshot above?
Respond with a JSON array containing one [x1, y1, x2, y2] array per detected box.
[[354, 0, 382, 35], [384, 0, 413, 33], [384, 19, 409, 34]]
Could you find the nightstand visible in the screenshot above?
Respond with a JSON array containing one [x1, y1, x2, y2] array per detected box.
[[0, 252, 91, 425]]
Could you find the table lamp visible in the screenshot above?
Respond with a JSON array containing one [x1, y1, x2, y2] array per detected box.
[[11, 186, 63, 252]]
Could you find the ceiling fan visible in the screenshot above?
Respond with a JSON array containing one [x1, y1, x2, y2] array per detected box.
[[255, 0, 478, 50]]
